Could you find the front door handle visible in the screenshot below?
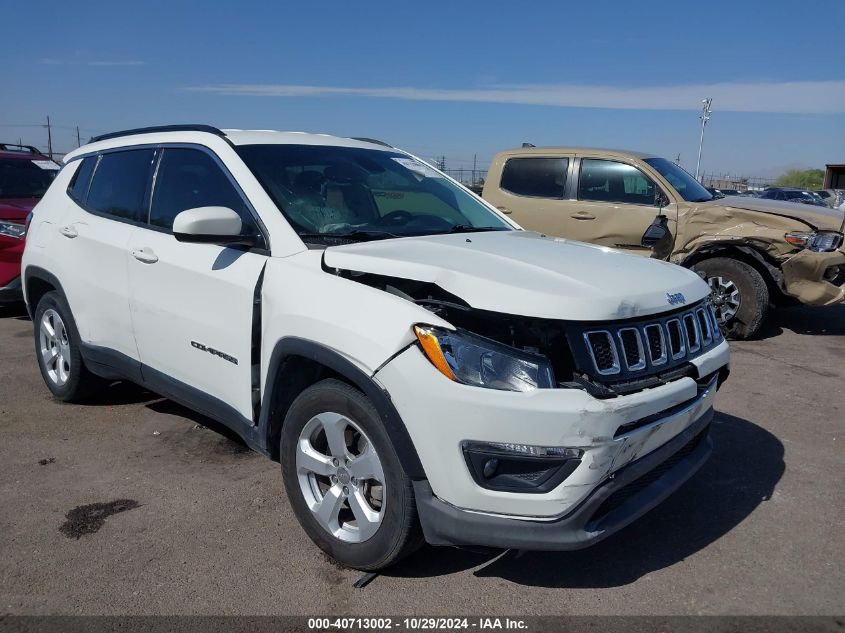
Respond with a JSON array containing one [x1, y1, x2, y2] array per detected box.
[[570, 211, 596, 220], [59, 225, 78, 238], [131, 247, 159, 264], [496, 206, 513, 215]]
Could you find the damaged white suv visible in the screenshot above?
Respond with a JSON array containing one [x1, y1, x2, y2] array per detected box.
[[22, 126, 730, 570]]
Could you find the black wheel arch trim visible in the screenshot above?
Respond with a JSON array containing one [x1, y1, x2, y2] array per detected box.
[[22, 266, 67, 320], [259, 337, 428, 480]]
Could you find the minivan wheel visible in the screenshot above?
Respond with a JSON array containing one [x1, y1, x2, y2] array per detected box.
[[692, 257, 769, 340], [280, 378, 423, 570], [33, 291, 102, 401]]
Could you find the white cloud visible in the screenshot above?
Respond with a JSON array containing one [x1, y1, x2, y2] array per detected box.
[[185, 80, 845, 114], [38, 58, 145, 67]]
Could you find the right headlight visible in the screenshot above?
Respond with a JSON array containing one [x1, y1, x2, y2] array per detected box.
[[784, 231, 843, 252], [413, 325, 555, 392]]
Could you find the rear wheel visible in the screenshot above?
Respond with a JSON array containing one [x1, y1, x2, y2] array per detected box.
[[280, 378, 423, 570], [692, 257, 769, 340], [33, 291, 102, 401]]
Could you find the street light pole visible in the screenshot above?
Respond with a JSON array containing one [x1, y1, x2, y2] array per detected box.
[[695, 98, 713, 183]]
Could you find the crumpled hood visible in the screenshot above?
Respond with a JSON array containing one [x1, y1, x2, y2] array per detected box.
[[323, 231, 709, 321], [0, 198, 38, 221], [697, 196, 845, 232]]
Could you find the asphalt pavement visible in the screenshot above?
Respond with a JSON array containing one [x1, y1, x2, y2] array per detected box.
[[0, 302, 843, 615]]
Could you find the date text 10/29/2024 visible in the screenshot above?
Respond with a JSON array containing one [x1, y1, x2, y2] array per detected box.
[[308, 617, 529, 630]]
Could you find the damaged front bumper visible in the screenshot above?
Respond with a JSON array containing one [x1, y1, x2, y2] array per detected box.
[[781, 247, 845, 306], [414, 408, 713, 550], [374, 339, 729, 531]]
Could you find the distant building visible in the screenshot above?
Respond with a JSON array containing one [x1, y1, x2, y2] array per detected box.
[[823, 164, 845, 189]]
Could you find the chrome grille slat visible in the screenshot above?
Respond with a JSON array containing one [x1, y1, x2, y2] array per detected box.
[[666, 319, 686, 359], [617, 327, 646, 371], [644, 324, 667, 366], [584, 331, 620, 375], [696, 308, 713, 346], [683, 313, 701, 353]]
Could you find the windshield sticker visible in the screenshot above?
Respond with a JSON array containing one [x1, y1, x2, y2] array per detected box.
[[391, 157, 440, 179], [31, 160, 60, 170]]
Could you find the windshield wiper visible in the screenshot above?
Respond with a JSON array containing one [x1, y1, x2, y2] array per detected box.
[[447, 225, 508, 234], [297, 230, 401, 243]]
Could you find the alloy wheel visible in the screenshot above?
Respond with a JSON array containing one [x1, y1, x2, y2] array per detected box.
[[708, 276, 741, 324], [296, 412, 385, 543], [39, 309, 71, 386]]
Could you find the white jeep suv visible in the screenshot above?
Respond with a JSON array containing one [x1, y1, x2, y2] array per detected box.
[[22, 125, 730, 570]]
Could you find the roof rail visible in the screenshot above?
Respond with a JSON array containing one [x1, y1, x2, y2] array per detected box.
[[89, 124, 226, 144], [350, 137, 393, 148], [0, 143, 43, 154]]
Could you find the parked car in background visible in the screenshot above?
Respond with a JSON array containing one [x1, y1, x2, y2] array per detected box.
[[22, 125, 729, 570], [759, 188, 829, 207], [706, 187, 740, 198], [482, 146, 845, 339], [0, 143, 60, 302], [815, 189, 844, 208]]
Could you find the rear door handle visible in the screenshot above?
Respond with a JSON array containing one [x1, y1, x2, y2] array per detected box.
[[496, 206, 513, 215], [59, 225, 78, 238], [131, 247, 159, 264], [570, 211, 596, 220]]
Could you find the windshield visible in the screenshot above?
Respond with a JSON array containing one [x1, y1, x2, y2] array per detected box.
[[644, 158, 713, 203], [236, 144, 511, 242], [0, 158, 58, 199]]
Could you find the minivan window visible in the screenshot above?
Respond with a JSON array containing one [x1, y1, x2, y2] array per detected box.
[[150, 148, 255, 235], [500, 157, 568, 198], [236, 144, 511, 242], [578, 159, 656, 205], [67, 156, 97, 204], [86, 149, 155, 221]]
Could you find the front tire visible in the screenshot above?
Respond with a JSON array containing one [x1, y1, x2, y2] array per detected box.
[[33, 291, 102, 401], [692, 257, 769, 340], [280, 378, 423, 570]]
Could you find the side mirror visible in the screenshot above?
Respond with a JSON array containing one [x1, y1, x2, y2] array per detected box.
[[173, 207, 251, 245], [641, 214, 670, 248], [654, 190, 670, 208]]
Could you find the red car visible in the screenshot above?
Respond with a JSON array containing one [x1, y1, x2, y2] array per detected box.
[[0, 144, 60, 303]]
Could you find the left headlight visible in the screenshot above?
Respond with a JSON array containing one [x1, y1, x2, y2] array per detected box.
[[784, 231, 843, 252], [0, 220, 26, 239], [413, 325, 555, 391]]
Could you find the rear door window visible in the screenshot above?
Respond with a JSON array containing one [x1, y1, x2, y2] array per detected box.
[[500, 157, 568, 198], [86, 149, 156, 221]]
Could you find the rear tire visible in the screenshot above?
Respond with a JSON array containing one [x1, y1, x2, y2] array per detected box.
[[280, 378, 423, 570], [33, 291, 103, 401], [692, 257, 769, 340]]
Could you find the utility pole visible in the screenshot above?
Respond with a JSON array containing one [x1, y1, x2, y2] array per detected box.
[[695, 98, 712, 183], [675, 153, 681, 166], [76, 126, 81, 148], [45, 115, 53, 160], [473, 153, 477, 184]]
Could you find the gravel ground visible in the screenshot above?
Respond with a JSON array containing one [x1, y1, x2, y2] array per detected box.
[[0, 302, 843, 616]]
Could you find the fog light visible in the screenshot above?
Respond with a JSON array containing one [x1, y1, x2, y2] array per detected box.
[[462, 441, 583, 493]]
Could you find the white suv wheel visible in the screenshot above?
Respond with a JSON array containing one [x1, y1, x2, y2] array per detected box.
[[39, 309, 71, 386]]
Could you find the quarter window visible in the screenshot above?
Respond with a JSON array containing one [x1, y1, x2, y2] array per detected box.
[[578, 159, 656, 205], [149, 148, 255, 234], [500, 157, 568, 198], [67, 156, 96, 204], [86, 149, 156, 221]]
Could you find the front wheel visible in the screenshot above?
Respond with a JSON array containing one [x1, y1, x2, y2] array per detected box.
[[692, 257, 769, 340], [280, 378, 423, 570]]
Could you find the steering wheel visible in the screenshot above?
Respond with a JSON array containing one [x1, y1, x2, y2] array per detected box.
[[378, 210, 414, 226]]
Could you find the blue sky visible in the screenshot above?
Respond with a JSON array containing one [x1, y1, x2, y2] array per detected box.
[[2, 0, 843, 176]]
